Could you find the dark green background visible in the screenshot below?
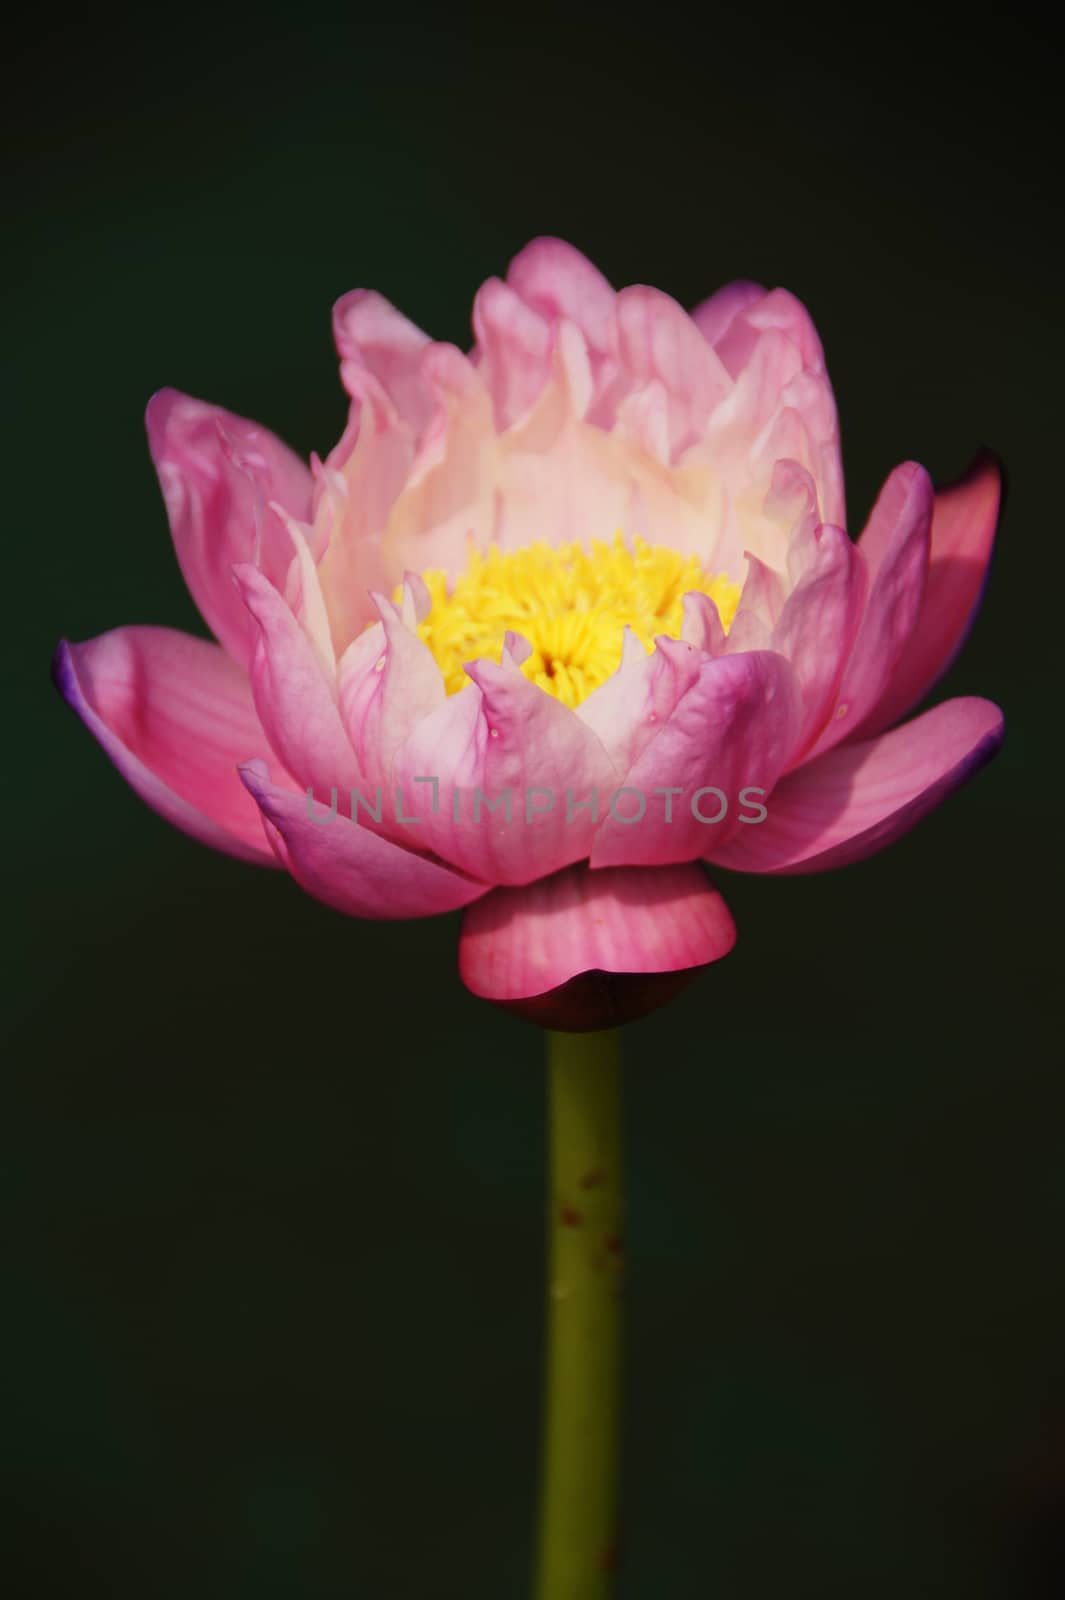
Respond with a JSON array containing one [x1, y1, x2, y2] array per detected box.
[[5, 11, 1060, 1597]]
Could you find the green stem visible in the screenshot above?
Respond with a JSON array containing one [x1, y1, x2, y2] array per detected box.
[[536, 1029, 623, 1600]]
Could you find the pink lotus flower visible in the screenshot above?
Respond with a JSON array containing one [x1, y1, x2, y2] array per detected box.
[[55, 238, 1003, 1025]]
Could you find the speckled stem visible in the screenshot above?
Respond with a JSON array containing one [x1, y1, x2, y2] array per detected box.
[[535, 1029, 623, 1599]]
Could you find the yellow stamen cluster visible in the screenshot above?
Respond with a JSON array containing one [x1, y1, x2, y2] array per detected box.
[[408, 534, 741, 708]]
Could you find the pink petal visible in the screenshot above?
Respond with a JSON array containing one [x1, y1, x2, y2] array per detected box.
[[315, 400, 416, 650], [234, 563, 365, 799], [471, 276, 554, 430], [54, 627, 280, 864], [505, 236, 616, 355], [805, 461, 932, 758], [577, 627, 703, 777], [239, 760, 487, 918], [708, 696, 1003, 874], [737, 288, 829, 375], [614, 285, 732, 458], [856, 452, 1003, 737], [697, 332, 841, 573], [613, 379, 671, 463], [772, 523, 866, 764], [506, 237, 623, 420], [389, 656, 619, 885], [731, 553, 788, 633], [332, 289, 435, 436], [338, 587, 445, 792], [680, 591, 727, 655], [689, 280, 766, 350], [707, 286, 831, 386], [589, 647, 800, 868], [374, 343, 499, 578], [692, 287, 845, 559], [146, 389, 313, 669], [458, 860, 736, 1000]]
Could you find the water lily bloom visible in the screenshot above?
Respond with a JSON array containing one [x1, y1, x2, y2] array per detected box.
[[55, 239, 1003, 1026]]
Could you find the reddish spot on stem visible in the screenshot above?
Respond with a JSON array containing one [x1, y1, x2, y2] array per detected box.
[[579, 1169, 605, 1189], [605, 1234, 623, 1254], [559, 1206, 583, 1227], [600, 1539, 620, 1572]]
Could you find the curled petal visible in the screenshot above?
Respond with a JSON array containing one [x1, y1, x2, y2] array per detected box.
[[54, 627, 279, 863], [857, 451, 1003, 737], [146, 389, 312, 668], [708, 696, 1003, 874], [458, 860, 737, 1012], [239, 760, 487, 918]]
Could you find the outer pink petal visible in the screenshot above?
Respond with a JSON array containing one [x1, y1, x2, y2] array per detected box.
[[54, 626, 280, 864], [804, 461, 933, 759], [589, 646, 800, 868], [239, 760, 487, 918], [856, 452, 1003, 738], [708, 696, 1003, 875], [458, 861, 736, 1000], [146, 389, 313, 669]]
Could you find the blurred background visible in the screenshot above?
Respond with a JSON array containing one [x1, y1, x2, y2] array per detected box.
[[4, 10, 1060, 1596]]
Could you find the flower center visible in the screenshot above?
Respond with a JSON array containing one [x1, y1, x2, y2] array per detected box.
[[411, 535, 741, 708]]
